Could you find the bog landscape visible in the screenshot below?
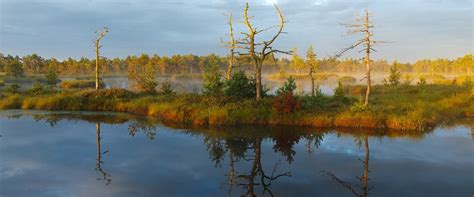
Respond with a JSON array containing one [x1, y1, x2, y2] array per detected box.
[[0, 1, 473, 196]]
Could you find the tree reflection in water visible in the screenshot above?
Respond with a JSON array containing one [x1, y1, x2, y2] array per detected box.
[[31, 112, 158, 186], [321, 135, 372, 197], [95, 122, 111, 185], [203, 128, 325, 197]]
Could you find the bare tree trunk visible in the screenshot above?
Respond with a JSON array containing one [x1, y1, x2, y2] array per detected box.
[[95, 42, 100, 91], [310, 67, 315, 96], [96, 122, 101, 160], [227, 150, 235, 197], [226, 52, 234, 80], [94, 28, 108, 91], [255, 61, 262, 100], [365, 49, 371, 105], [364, 11, 371, 106], [362, 135, 369, 197], [225, 14, 235, 81]]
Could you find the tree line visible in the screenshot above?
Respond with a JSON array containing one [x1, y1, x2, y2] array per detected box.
[[1, 52, 471, 78]]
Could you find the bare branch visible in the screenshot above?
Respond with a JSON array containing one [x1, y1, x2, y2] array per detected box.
[[334, 39, 365, 58]]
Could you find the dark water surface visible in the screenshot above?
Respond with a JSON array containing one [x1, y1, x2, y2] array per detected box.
[[0, 110, 473, 197]]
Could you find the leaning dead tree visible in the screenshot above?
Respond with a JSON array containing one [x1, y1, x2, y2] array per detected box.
[[335, 10, 386, 105], [94, 27, 109, 91], [222, 13, 237, 81], [240, 3, 290, 100]]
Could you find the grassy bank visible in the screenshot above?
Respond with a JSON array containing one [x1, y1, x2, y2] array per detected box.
[[0, 84, 472, 132]]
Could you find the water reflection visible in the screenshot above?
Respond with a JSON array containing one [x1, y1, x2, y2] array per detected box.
[[321, 135, 371, 197], [1, 111, 473, 196], [95, 122, 111, 185], [202, 128, 328, 196]]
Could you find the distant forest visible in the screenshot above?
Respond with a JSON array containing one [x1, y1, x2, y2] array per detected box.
[[0, 53, 472, 76]]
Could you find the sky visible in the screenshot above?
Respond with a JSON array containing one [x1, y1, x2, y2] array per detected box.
[[0, 0, 472, 63]]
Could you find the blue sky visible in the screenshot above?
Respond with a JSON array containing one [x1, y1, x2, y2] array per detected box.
[[0, 0, 472, 62]]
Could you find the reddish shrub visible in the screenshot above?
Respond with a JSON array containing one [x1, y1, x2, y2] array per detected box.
[[272, 92, 300, 114]]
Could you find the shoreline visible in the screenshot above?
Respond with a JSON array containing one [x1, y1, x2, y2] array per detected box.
[[0, 84, 472, 132]]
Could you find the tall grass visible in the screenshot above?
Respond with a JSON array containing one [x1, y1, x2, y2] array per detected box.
[[0, 84, 471, 132]]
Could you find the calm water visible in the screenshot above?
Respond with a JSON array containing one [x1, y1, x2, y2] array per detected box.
[[0, 110, 473, 197]]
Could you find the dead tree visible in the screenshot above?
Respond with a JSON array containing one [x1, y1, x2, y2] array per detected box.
[[321, 135, 371, 197], [222, 13, 236, 80], [94, 27, 109, 91], [236, 139, 290, 197], [95, 123, 111, 185], [240, 3, 290, 100], [335, 10, 386, 105]]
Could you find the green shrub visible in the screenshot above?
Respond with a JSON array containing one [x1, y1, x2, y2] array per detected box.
[[203, 64, 224, 97], [159, 81, 175, 95], [333, 81, 345, 98], [388, 65, 401, 85], [4, 84, 21, 94], [30, 81, 45, 95], [45, 69, 58, 92], [402, 74, 412, 86], [276, 76, 297, 95], [77, 89, 136, 99], [350, 96, 369, 113], [224, 71, 255, 99], [314, 85, 324, 97]]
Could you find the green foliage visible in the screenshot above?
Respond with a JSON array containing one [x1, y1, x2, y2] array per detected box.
[[333, 81, 345, 99], [388, 64, 401, 85], [0, 84, 471, 131], [402, 74, 412, 86], [290, 48, 305, 73], [224, 71, 255, 99], [30, 81, 45, 95], [4, 84, 21, 94], [461, 76, 472, 87], [126, 54, 158, 94], [350, 96, 369, 113], [77, 89, 136, 99], [203, 60, 224, 97], [5, 59, 24, 78], [306, 46, 318, 71], [1, 52, 471, 77], [45, 69, 58, 92], [276, 76, 297, 95], [0, 80, 5, 87], [159, 81, 174, 95], [314, 85, 324, 98]]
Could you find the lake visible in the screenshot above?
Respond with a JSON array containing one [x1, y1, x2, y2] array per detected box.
[[0, 110, 473, 197]]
